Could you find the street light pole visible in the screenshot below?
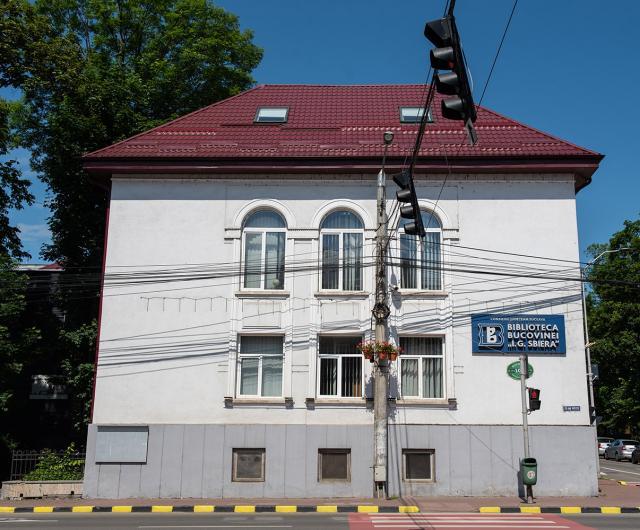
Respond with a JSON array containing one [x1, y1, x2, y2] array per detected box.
[[372, 131, 394, 498]]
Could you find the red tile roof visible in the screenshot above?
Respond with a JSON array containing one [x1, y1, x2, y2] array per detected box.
[[83, 85, 602, 189]]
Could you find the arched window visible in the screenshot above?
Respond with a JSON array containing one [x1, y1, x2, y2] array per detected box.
[[243, 210, 286, 290], [399, 211, 442, 290], [320, 210, 364, 291]]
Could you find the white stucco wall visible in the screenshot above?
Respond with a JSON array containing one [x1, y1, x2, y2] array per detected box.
[[92, 173, 589, 428]]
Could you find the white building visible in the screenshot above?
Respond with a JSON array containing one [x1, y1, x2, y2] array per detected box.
[[82, 85, 603, 498]]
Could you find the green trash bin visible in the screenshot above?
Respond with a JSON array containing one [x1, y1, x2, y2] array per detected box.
[[521, 457, 538, 486]]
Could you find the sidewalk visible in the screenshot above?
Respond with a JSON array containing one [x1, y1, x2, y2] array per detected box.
[[1, 479, 638, 513]]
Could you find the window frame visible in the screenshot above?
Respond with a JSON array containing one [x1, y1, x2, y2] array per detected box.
[[319, 211, 365, 292], [399, 106, 434, 124], [242, 210, 287, 291], [232, 448, 266, 482], [402, 449, 435, 482], [254, 107, 289, 123], [318, 448, 351, 482], [236, 335, 284, 398], [316, 335, 364, 399], [397, 210, 443, 292], [398, 336, 446, 400]]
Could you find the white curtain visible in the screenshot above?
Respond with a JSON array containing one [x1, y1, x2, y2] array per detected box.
[[343, 232, 362, 291], [239, 336, 283, 396], [322, 234, 339, 289], [422, 232, 441, 290], [244, 233, 262, 288], [265, 232, 285, 289]]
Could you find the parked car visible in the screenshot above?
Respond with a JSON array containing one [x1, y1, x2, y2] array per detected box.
[[604, 439, 640, 461], [632, 447, 640, 464], [598, 437, 614, 457]]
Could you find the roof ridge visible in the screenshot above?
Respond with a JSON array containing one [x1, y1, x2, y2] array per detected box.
[[82, 85, 264, 159]]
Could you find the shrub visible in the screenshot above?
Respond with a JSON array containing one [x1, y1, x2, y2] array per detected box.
[[23, 444, 84, 481]]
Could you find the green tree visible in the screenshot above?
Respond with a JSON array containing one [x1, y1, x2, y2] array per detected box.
[[2, 0, 262, 270], [587, 217, 640, 436], [0, 98, 33, 260], [0, 0, 262, 441]]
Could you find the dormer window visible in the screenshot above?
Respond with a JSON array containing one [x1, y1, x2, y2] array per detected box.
[[400, 107, 433, 124], [255, 107, 288, 123]]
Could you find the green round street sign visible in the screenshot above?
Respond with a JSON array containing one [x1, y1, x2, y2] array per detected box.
[[507, 361, 534, 380]]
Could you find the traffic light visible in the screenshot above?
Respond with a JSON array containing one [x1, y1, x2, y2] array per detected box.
[[424, 15, 477, 125], [528, 388, 541, 412], [393, 169, 425, 237]]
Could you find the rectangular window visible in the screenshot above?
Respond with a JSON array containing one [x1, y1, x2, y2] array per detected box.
[[318, 336, 362, 398], [343, 233, 363, 290], [318, 449, 350, 481], [403, 449, 434, 481], [421, 232, 441, 290], [232, 448, 265, 482], [399, 232, 441, 291], [400, 107, 433, 123], [254, 107, 288, 123], [321, 232, 363, 291], [321, 234, 339, 289], [399, 337, 444, 399], [243, 231, 285, 290], [238, 336, 283, 397]]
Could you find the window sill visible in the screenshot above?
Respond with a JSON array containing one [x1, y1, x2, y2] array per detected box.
[[395, 398, 456, 410], [224, 396, 293, 408], [395, 290, 448, 299], [235, 290, 290, 298], [314, 291, 370, 299], [308, 397, 367, 407]]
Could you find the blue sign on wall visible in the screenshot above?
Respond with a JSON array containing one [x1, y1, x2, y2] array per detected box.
[[471, 314, 566, 355]]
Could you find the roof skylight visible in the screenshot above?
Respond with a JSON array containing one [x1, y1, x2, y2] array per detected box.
[[255, 107, 289, 123], [400, 107, 433, 124]]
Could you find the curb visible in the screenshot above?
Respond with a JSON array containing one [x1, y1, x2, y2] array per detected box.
[[479, 506, 640, 514], [0, 505, 419, 514]]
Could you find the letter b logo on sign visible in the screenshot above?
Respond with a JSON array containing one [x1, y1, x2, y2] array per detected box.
[[478, 324, 504, 348]]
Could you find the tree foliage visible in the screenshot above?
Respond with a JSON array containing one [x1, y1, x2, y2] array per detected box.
[[2, 0, 262, 267], [0, 98, 34, 260], [0, 255, 39, 412], [587, 217, 640, 436]]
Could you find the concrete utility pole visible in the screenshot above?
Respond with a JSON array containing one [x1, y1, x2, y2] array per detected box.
[[519, 354, 533, 503], [372, 131, 394, 498]]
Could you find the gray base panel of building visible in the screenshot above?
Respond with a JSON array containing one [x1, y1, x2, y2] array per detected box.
[[83, 423, 598, 499]]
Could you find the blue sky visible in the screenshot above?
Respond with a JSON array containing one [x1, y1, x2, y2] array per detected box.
[[5, 0, 639, 262]]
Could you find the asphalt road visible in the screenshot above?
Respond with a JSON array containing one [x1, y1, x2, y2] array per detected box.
[[1, 513, 640, 530], [599, 457, 640, 482]]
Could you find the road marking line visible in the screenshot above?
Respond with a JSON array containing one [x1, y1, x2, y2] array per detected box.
[[371, 526, 569, 529], [139, 526, 293, 529], [601, 466, 640, 476], [374, 521, 570, 529]]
